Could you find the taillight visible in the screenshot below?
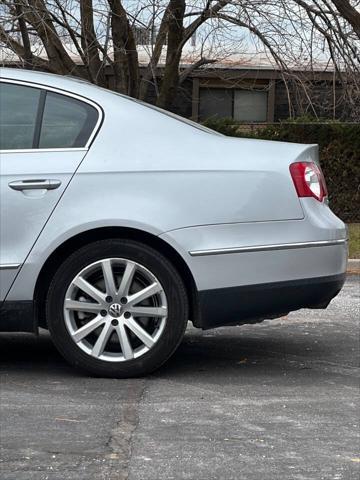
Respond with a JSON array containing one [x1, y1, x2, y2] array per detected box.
[[289, 162, 328, 202]]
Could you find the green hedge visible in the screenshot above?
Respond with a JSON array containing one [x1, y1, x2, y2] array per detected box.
[[203, 118, 360, 222]]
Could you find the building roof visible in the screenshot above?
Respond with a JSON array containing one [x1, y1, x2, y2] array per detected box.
[[0, 44, 336, 73]]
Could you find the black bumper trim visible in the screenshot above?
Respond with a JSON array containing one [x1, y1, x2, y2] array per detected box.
[[198, 274, 346, 329], [0, 301, 36, 333]]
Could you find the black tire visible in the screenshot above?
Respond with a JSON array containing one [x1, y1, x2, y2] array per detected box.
[[46, 239, 188, 378]]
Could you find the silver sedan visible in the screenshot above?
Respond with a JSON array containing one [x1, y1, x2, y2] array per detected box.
[[0, 68, 347, 377]]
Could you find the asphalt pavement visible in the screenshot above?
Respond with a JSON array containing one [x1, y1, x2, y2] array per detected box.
[[0, 276, 359, 480]]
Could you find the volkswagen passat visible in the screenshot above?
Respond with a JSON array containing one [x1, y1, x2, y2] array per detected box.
[[0, 68, 347, 377]]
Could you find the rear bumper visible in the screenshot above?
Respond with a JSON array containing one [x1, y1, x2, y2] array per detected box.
[[198, 273, 346, 329]]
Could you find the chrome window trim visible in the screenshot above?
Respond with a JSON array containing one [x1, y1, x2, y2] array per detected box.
[[0, 78, 103, 152], [0, 264, 21, 270], [0, 148, 88, 154], [189, 239, 348, 257]]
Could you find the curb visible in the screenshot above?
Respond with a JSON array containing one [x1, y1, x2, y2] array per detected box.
[[347, 259, 360, 275]]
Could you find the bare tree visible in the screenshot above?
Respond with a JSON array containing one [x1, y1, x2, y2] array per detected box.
[[0, 0, 359, 114], [330, 0, 360, 36]]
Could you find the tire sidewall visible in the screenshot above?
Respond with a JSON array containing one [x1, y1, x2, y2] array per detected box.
[[46, 239, 188, 377]]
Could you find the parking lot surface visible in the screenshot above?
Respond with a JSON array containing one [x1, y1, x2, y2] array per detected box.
[[0, 277, 359, 480]]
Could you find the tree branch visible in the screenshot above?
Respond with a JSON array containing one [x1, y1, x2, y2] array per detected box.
[[179, 57, 217, 84], [0, 21, 50, 70]]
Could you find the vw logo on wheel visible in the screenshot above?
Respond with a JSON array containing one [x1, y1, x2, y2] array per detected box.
[[109, 303, 122, 318]]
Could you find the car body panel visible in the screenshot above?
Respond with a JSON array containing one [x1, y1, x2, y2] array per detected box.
[[78, 89, 313, 228], [165, 239, 347, 291], [160, 198, 347, 291], [0, 68, 348, 333], [0, 150, 87, 300]]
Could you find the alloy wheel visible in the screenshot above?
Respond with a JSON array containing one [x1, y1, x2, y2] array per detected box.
[[63, 258, 168, 362]]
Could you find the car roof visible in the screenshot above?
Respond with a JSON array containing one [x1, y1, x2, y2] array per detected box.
[[1, 67, 92, 89], [0, 67, 122, 109]]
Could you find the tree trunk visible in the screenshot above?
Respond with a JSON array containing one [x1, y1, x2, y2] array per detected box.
[[139, 3, 172, 101], [330, 0, 360, 38], [108, 0, 139, 97], [24, 0, 83, 77], [157, 0, 185, 110], [80, 0, 106, 86], [15, 2, 33, 68]]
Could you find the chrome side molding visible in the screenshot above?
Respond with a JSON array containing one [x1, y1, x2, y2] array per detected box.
[[189, 239, 348, 257], [0, 264, 21, 270]]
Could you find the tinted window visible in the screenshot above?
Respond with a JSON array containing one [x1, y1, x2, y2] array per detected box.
[[199, 88, 233, 120], [199, 87, 268, 123], [0, 83, 41, 150], [234, 90, 268, 122], [39, 92, 98, 148]]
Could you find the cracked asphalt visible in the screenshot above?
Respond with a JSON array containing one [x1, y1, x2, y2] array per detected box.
[[0, 276, 359, 480]]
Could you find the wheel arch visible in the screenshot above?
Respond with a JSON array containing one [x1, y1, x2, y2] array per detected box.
[[34, 226, 200, 329]]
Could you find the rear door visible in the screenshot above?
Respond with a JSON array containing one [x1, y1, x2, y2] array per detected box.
[[0, 80, 101, 301]]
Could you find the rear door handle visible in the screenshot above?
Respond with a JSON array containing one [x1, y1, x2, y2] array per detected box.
[[9, 179, 62, 191]]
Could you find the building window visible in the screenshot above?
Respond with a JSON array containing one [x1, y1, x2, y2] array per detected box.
[[199, 88, 268, 122], [199, 88, 233, 120], [234, 90, 267, 122]]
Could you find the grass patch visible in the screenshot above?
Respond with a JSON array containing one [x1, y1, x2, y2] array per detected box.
[[348, 224, 360, 258]]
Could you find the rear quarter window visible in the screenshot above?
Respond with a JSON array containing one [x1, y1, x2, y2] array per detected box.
[[39, 92, 98, 149]]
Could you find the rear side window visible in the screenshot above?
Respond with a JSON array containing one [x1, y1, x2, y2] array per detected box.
[[0, 82, 99, 150], [0, 83, 41, 150], [39, 92, 98, 148]]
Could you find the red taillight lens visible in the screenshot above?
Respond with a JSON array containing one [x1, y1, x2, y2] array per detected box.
[[289, 162, 328, 202]]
